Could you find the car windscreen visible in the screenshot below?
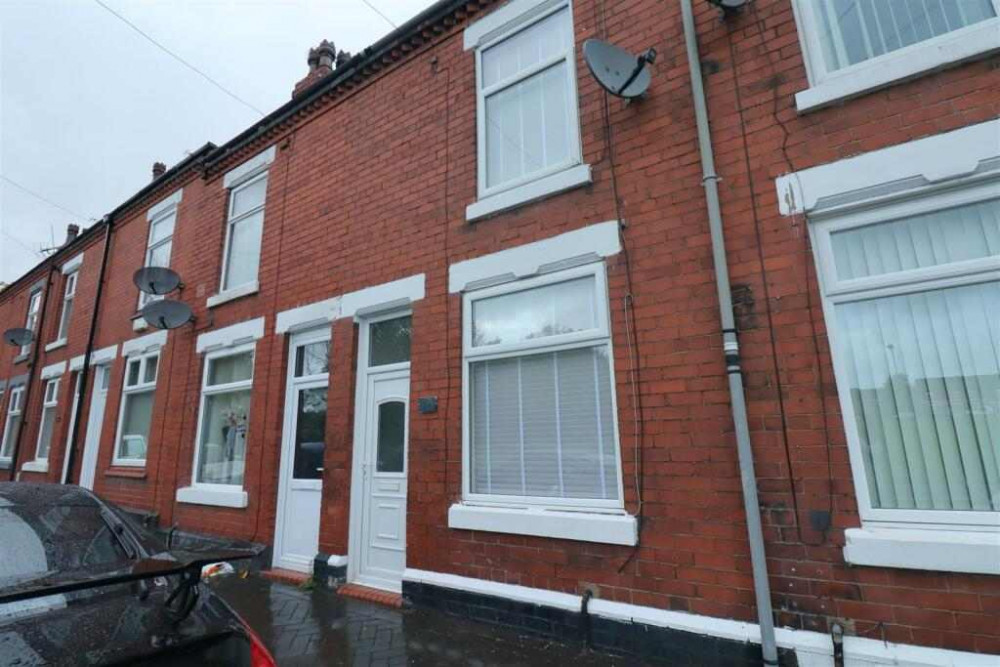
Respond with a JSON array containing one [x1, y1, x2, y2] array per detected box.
[[0, 502, 130, 587]]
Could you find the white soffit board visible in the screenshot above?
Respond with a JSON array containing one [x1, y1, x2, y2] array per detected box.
[[340, 274, 425, 319], [276, 297, 341, 334], [147, 188, 183, 220], [776, 119, 1000, 216], [196, 317, 265, 353], [449, 220, 621, 293], [69, 344, 119, 371], [40, 361, 67, 380], [122, 330, 168, 357], [223, 146, 276, 189]]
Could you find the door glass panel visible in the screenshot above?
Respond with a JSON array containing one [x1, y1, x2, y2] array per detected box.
[[295, 341, 330, 377], [293, 387, 327, 480], [376, 401, 406, 473], [369, 316, 411, 366]]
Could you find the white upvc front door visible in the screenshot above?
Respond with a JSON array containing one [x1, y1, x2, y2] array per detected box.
[[79, 364, 111, 490], [273, 329, 330, 573], [348, 312, 412, 593]]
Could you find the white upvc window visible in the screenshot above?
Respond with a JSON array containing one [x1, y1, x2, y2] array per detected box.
[[461, 263, 624, 510], [811, 184, 1000, 531], [33, 379, 60, 462], [0, 386, 22, 460], [21, 290, 42, 356], [139, 205, 177, 309], [219, 173, 267, 295], [55, 270, 78, 342], [465, 0, 588, 220], [792, 0, 1000, 111], [112, 351, 159, 466], [191, 345, 254, 489]]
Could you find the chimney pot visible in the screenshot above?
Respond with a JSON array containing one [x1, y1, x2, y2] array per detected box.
[[64, 224, 80, 246], [152, 162, 167, 179], [294, 39, 340, 97]]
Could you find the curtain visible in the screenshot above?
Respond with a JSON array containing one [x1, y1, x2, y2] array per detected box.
[[814, 0, 996, 72], [470, 345, 618, 501]]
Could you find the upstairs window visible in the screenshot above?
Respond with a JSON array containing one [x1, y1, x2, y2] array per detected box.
[[113, 352, 159, 466], [221, 173, 267, 293], [140, 204, 177, 308], [0, 387, 23, 460], [55, 271, 78, 342], [21, 290, 42, 356]]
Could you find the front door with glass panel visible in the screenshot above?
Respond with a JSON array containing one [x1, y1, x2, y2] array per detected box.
[[79, 364, 111, 490], [273, 330, 330, 572], [350, 314, 411, 592]]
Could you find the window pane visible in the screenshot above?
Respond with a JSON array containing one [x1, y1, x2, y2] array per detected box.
[[208, 352, 253, 385], [144, 356, 158, 384], [118, 391, 153, 461], [470, 346, 618, 500], [295, 341, 330, 377], [223, 211, 263, 290], [472, 276, 597, 347], [1, 415, 21, 458], [57, 297, 74, 340], [485, 61, 571, 190], [481, 7, 571, 87], [369, 316, 411, 366], [196, 389, 250, 485], [293, 387, 327, 480], [836, 281, 1000, 511], [36, 408, 56, 460], [149, 211, 175, 245], [376, 401, 406, 473], [813, 0, 995, 73], [147, 240, 172, 268], [231, 176, 267, 218], [99, 366, 111, 391], [127, 360, 141, 387], [831, 199, 1000, 281]]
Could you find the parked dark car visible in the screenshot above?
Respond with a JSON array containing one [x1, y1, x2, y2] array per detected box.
[[0, 483, 275, 666]]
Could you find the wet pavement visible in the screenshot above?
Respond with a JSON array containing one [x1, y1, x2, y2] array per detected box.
[[212, 574, 651, 666]]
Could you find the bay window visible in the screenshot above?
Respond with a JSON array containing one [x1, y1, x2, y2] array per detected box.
[[113, 352, 159, 466], [193, 347, 254, 487]]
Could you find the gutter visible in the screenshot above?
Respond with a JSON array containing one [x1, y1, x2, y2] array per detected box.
[[679, 1, 778, 664]]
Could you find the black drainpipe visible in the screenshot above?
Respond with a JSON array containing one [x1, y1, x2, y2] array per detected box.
[[9, 264, 59, 480], [62, 216, 114, 485]]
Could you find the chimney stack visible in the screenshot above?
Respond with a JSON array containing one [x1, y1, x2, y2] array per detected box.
[[64, 223, 80, 246], [292, 40, 349, 97], [152, 161, 167, 180]]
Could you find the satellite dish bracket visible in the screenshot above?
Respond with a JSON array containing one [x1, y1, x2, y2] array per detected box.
[[618, 48, 657, 97]]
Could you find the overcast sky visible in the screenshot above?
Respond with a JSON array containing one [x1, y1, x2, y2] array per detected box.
[[0, 0, 436, 284]]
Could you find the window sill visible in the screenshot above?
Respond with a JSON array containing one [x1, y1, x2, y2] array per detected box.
[[206, 281, 259, 309], [106, 466, 147, 479], [844, 526, 1000, 576], [466, 164, 591, 222], [796, 19, 1000, 113], [0, 459, 11, 470], [448, 503, 637, 546], [45, 339, 67, 352], [21, 461, 49, 474], [13, 353, 29, 365], [176, 485, 248, 509]]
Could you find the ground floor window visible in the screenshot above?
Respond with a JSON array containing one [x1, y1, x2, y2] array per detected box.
[[34, 379, 60, 461], [113, 351, 159, 465], [194, 347, 253, 486], [0, 386, 24, 460]]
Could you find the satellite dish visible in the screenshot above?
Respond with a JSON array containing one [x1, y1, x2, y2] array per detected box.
[[2, 327, 34, 347], [140, 299, 193, 330], [708, 0, 749, 15], [583, 40, 656, 99], [134, 266, 183, 296]]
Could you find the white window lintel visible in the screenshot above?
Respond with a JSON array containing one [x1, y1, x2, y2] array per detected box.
[[61, 253, 84, 275], [39, 361, 67, 380], [122, 330, 167, 358], [464, 0, 564, 50], [276, 297, 341, 334], [175, 485, 248, 509], [196, 316, 265, 354], [147, 188, 183, 220], [340, 274, 425, 321], [69, 344, 119, 371], [223, 146, 276, 189], [448, 503, 637, 545]]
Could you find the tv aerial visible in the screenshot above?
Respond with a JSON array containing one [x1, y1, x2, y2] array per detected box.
[[140, 299, 194, 330], [583, 39, 656, 99], [133, 266, 183, 296], [2, 327, 34, 347]]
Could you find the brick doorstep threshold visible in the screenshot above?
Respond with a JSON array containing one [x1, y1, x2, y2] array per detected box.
[[260, 568, 310, 586], [336, 583, 404, 609]]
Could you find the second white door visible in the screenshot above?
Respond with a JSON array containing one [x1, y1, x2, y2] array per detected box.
[[78, 365, 111, 490]]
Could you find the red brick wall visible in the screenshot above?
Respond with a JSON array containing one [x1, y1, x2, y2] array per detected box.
[[1, 0, 997, 655]]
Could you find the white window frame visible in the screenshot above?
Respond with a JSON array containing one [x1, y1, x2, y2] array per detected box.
[[21, 289, 42, 356], [189, 343, 255, 494], [111, 351, 159, 467], [52, 270, 78, 345], [32, 378, 60, 463], [138, 205, 178, 310], [792, 0, 1000, 111], [0, 386, 23, 461], [466, 0, 589, 221], [212, 171, 268, 306], [810, 182, 1000, 532], [460, 262, 625, 511]]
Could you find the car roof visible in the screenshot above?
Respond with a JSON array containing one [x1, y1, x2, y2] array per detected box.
[[0, 482, 101, 508]]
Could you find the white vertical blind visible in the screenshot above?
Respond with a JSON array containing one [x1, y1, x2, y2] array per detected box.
[[837, 280, 1000, 511], [813, 0, 996, 73], [470, 346, 618, 500]]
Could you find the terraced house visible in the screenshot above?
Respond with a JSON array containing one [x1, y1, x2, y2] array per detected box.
[[1, 0, 997, 664]]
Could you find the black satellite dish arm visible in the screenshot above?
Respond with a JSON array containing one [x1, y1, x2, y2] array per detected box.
[[618, 47, 657, 96]]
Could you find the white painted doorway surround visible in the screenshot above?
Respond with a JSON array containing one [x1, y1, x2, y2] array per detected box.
[[78, 364, 111, 490], [273, 328, 330, 573], [348, 311, 412, 593]]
